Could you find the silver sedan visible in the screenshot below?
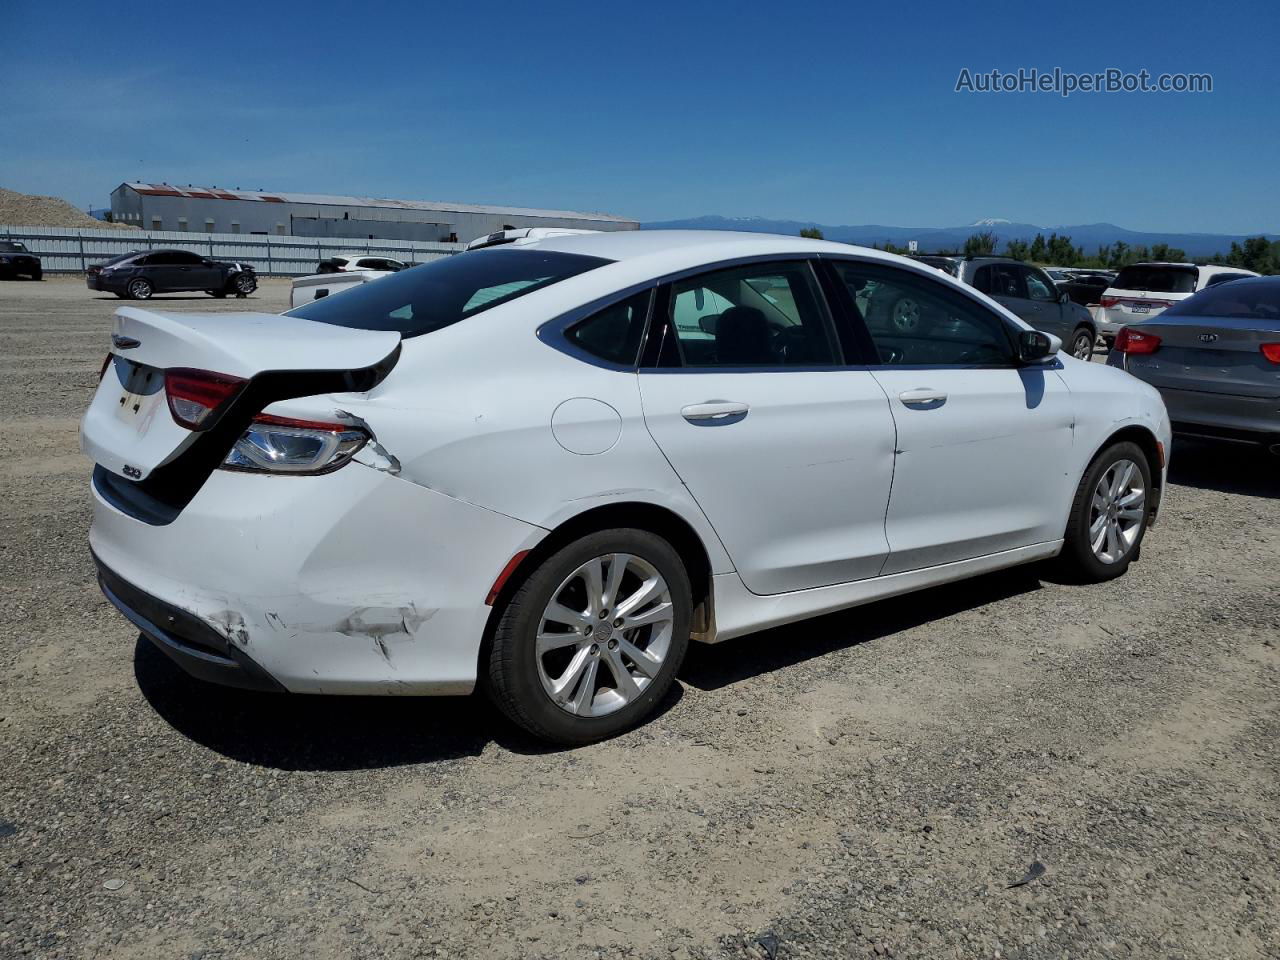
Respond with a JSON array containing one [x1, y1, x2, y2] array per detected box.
[[1107, 275, 1280, 454]]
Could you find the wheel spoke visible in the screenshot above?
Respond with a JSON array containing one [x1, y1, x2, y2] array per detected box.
[[568, 657, 599, 715], [550, 647, 592, 701], [544, 601, 591, 629], [622, 601, 673, 629], [1089, 513, 1108, 539], [604, 649, 640, 701], [603, 554, 630, 609], [536, 631, 583, 655], [580, 557, 605, 616], [1118, 489, 1144, 508], [618, 638, 662, 679], [1105, 521, 1121, 560], [1117, 505, 1144, 522], [615, 576, 665, 619], [1091, 523, 1108, 555]]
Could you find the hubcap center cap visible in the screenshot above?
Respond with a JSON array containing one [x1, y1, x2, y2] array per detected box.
[[592, 624, 611, 642]]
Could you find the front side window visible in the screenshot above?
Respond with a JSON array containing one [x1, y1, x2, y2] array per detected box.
[[565, 290, 652, 366], [1022, 266, 1058, 301], [831, 260, 1015, 366], [289, 249, 612, 338], [662, 261, 838, 367]]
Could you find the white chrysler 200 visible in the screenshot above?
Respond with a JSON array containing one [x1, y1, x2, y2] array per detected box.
[[82, 231, 1170, 744]]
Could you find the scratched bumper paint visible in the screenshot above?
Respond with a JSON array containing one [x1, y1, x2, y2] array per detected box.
[[89, 462, 546, 695]]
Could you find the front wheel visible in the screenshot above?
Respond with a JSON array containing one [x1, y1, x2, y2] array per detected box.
[[1069, 327, 1096, 361], [231, 272, 257, 298], [126, 277, 153, 300], [485, 529, 692, 745], [1059, 441, 1152, 582]]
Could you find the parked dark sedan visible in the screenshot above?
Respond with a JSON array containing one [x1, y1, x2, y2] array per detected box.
[[0, 240, 42, 280], [85, 249, 257, 299], [1107, 275, 1280, 452]]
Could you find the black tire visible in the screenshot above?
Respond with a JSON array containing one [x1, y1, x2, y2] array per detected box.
[[1068, 327, 1095, 361], [126, 277, 153, 300], [32, 268, 42, 281], [485, 528, 692, 745], [1059, 440, 1152, 582]]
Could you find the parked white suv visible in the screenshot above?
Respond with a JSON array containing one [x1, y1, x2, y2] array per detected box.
[[1097, 262, 1257, 346]]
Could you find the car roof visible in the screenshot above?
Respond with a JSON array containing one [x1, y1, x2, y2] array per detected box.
[[521, 229, 936, 274]]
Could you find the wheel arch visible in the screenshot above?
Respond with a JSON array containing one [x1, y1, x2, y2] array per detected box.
[[478, 501, 717, 678]]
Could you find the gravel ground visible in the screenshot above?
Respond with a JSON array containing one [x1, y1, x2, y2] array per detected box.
[[1, 277, 1277, 960]]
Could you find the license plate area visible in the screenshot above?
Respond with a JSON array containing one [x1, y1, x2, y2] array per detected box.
[[111, 358, 167, 430]]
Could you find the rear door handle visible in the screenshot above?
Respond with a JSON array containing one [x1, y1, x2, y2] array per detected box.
[[898, 388, 947, 405], [681, 401, 749, 422]]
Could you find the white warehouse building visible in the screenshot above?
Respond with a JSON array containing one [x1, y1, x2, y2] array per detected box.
[[109, 182, 638, 244]]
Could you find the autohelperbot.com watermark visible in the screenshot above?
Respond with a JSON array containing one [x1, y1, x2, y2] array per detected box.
[[955, 67, 1212, 97]]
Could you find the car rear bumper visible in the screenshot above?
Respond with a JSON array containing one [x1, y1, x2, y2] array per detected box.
[[1150, 385, 1279, 446], [89, 461, 546, 695]]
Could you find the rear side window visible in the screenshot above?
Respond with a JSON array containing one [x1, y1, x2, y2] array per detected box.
[[289, 249, 612, 337], [1205, 272, 1249, 287], [662, 261, 838, 367], [1112, 265, 1197, 294], [565, 290, 652, 366]]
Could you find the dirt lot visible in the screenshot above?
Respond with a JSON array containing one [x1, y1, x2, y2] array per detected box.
[[1, 277, 1277, 960]]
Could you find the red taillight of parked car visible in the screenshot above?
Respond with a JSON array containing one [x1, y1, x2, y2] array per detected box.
[[1114, 327, 1162, 355], [164, 368, 247, 430], [1261, 343, 1280, 364], [1100, 296, 1119, 308]]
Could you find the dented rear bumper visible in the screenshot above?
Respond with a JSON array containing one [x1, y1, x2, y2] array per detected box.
[[90, 460, 546, 696]]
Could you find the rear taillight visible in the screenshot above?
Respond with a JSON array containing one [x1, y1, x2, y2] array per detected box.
[[1101, 296, 1119, 308], [1115, 327, 1162, 355], [221, 413, 369, 475], [1261, 343, 1280, 365], [164, 368, 247, 430]]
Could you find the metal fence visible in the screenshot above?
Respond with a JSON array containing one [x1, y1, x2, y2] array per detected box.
[[0, 225, 465, 277]]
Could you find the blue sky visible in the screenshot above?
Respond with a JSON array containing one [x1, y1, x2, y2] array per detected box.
[[2, 0, 1276, 233]]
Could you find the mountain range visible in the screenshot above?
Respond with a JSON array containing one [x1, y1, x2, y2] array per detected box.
[[641, 216, 1278, 259]]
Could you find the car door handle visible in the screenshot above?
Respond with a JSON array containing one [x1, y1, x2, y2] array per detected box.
[[681, 401, 749, 422], [898, 388, 947, 405]]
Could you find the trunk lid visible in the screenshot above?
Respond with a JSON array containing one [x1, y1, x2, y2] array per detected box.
[[1121, 316, 1280, 398], [81, 306, 400, 480]]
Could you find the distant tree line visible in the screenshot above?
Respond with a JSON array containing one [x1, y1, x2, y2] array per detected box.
[[859, 230, 1280, 275]]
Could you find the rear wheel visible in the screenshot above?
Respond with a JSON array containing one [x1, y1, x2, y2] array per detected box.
[[485, 529, 692, 745], [1059, 441, 1151, 582], [1069, 327, 1095, 360], [126, 277, 153, 300], [31, 268, 42, 281]]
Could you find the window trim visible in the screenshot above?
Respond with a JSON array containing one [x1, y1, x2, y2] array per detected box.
[[821, 256, 1025, 370]]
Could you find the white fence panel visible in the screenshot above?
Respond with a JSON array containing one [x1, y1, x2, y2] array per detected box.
[[0, 225, 465, 276]]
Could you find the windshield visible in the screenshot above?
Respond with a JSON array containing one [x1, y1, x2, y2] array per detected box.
[[0, 241, 29, 253], [1163, 279, 1280, 321], [1112, 265, 1197, 294], [289, 249, 612, 337]]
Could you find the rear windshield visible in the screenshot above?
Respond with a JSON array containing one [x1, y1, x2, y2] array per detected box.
[[98, 251, 141, 266], [1112, 265, 1197, 294], [289, 249, 612, 337], [0, 241, 28, 253], [1163, 280, 1280, 321]]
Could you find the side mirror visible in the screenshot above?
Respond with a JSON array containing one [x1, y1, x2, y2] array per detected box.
[[1059, 290, 1070, 304], [1018, 329, 1061, 363]]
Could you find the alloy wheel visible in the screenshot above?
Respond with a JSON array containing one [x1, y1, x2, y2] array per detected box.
[[1072, 332, 1094, 360], [128, 279, 151, 299], [535, 553, 674, 718], [1089, 459, 1145, 564]]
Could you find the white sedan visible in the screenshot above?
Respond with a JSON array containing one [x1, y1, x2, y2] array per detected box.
[[82, 231, 1170, 744]]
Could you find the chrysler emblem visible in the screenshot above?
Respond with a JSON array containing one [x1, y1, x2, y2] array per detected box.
[[1198, 333, 1219, 343]]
